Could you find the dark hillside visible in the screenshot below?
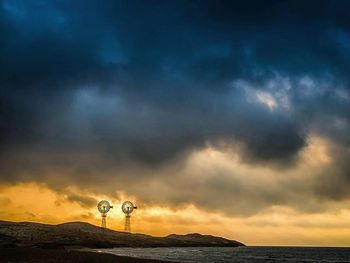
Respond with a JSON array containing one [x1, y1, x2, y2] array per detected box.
[[0, 220, 245, 249]]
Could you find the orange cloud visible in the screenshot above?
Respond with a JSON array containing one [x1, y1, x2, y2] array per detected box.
[[1, 182, 350, 246]]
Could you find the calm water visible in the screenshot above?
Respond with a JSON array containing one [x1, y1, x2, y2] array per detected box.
[[94, 247, 350, 262]]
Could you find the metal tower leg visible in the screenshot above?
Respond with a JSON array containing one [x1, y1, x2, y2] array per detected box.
[[124, 214, 131, 232], [101, 213, 107, 229]]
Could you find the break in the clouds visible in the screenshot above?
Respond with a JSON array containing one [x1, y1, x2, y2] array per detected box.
[[1, 0, 350, 215]]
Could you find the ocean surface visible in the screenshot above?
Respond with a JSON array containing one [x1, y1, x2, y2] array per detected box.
[[94, 247, 350, 262]]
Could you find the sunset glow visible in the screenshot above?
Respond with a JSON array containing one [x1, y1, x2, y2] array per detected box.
[[1, 0, 350, 249]]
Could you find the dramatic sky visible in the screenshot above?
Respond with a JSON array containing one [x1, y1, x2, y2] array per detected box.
[[1, 0, 350, 246]]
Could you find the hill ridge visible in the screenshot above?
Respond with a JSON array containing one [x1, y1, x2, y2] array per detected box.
[[0, 220, 245, 248]]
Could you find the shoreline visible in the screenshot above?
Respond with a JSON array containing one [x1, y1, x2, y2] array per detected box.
[[0, 247, 178, 263]]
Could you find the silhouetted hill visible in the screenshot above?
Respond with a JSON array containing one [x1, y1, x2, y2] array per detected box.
[[0, 220, 244, 249], [166, 233, 239, 246]]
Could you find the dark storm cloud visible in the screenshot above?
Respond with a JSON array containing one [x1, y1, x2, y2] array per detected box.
[[1, 0, 350, 214], [63, 192, 97, 208]]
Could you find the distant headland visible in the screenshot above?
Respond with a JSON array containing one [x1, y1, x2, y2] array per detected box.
[[0, 220, 245, 249], [0, 220, 244, 262]]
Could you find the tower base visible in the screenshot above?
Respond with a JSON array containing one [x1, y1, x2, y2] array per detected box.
[[124, 214, 131, 232], [101, 213, 107, 229]]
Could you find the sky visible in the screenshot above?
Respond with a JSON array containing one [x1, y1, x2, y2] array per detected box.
[[1, 0, 350, 246]]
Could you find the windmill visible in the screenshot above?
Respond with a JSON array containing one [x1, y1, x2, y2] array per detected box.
[[97, 200, 113, 229], [121, 201, 137, 232]]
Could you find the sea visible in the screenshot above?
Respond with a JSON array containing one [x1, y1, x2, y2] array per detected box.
[[94, 246, 350, 262]]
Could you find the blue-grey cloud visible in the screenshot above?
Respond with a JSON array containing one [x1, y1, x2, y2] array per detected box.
[[1, 0, 350, 213]]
